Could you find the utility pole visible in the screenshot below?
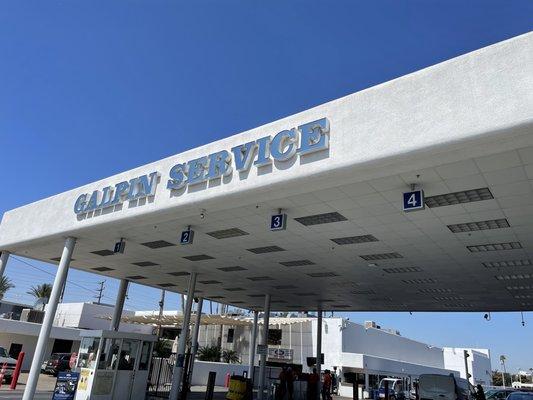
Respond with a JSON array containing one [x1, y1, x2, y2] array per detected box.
[[157, 289, 166, 337], [95, 280, 105, 304]]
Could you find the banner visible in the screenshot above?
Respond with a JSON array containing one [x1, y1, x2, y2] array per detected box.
[[52, 372, 79, 400]]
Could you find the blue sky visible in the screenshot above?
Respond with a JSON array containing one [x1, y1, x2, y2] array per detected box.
[[1, 1, 532, 372]]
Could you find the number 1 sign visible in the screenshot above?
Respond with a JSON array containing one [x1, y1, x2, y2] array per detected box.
[[403, 190, 425, 211]]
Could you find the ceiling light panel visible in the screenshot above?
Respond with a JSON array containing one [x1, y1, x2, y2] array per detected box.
[[419, 288, 452, 293], [307, 272, 339, 278], [425, 187, 493, 208], [294, 212, 347, 226], [218, 266, 247, 272], [483, 260, 532, 268], [279, 260, 315, 267], [132, 261, 159, 267], [360, 252, 403, 261], [383, 267, 422, 274], [141, 240, 175, 249], [495, 274, 532, 280], [126, 275, 146, 280], [247, 276, 274, 281], [206, 228, 249, 239], [467, 242, 522, 252], [247, 246, 285, 254], [167, 271, 190, 276], [91, 250, 114, 256], [92, 267, 114, 272], [331, 235, 379, 245], [447, 219, 510, 233], [183, 254, 215, 261], [402, 278, 438, 284], [506, 285, 533, 290]]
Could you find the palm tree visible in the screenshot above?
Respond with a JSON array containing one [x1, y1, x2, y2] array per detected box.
[[27, 283, 53, 310], [0, 276, 15, 300]]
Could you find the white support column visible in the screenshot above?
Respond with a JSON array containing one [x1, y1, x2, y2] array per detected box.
[[110, 279, 129, 331], [189, 297, 203, 383], [248, 310, 259, 381], [258, 294, 271, 400], [23, 237, 76, 400], [0, 251, 10, 277], [365, 373, 370, 392], [169, 272, 197, 400], [316, 310, 323, 400]]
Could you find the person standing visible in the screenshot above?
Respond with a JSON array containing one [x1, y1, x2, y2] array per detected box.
[[307, 368, 319, 400], [322, 370, 332, 400]]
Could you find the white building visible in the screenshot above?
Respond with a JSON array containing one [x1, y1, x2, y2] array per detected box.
[[196, 316, 492, 396]]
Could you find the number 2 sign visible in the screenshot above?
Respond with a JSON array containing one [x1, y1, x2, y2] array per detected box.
[[403, 190, 425, 211], [180, 229, 194, 245]]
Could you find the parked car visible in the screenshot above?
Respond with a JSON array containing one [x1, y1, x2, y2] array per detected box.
[[418, 374, 472, 400], [507, 393, 533, 400], [379, 378, 407, 400], [0, 346, 17, 383], [485, 389, 516, 400], [43, 353, 72, 376]]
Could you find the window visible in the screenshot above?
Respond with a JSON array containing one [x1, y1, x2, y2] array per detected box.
[[268, 329, 282, 345], [227, 329, 235, 344], [98, 339, 120, 370], [77, 337, 100, 369], [118, 339, 140, 371], [139, 341, 151, 370]]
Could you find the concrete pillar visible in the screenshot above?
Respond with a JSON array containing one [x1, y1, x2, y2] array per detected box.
[[169, 272, 197, 400], [23, 237, 76, 400], [258, 294, 271, 400], [0, 251, 10, 277], [365, 373, 370, 392], [189, 297, 203, 384], [248, 310, 259, 381], [316, 310, 323, 400], [110, 279, 129, 331]]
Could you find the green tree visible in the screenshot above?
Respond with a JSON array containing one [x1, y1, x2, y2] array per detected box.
[[197, 345, 222, 362], [27, 283, 53, 310], [153, 339, 173, 358], [222, 349, 240, 364], [0, 276, 15, 300]]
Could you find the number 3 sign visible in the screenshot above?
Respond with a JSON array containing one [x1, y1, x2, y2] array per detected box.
[[403, 190, 425, 211], [270, 214, 287, 231]]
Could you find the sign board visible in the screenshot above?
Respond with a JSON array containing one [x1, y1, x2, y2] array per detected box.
[[113, 240, 125, 254], [268, 348, 293, 361], [403, 190, 425, 211], [180, 229, 194, 245], [306, 354, 324, 366], [52, 371, 79, 400], [256, 344, 268, 356], [270, 214, 287, 231]]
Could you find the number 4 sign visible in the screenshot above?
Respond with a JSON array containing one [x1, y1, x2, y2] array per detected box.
[[403, 190, 425, 211]]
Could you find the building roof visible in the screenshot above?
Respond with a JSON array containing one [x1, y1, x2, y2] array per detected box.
[[0, 32, 532, 312]]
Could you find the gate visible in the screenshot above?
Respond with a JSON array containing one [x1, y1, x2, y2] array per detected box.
[[147, 354, 176, 398]]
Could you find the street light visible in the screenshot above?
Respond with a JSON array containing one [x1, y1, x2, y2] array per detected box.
[[500, 355, 507, 389]]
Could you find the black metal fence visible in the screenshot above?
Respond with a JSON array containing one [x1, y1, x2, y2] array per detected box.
[[147, 354, 176, 398]]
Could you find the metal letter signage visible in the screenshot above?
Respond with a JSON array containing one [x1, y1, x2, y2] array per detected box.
[[74, 172, 160, 215], [167, 117, 330, 191], [74, 117, 330, 216], [403, 190, 425, 211]]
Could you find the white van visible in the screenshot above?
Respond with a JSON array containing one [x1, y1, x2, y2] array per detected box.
[[418, 374, 471, 400]]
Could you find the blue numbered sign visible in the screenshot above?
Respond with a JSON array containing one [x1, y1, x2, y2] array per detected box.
[[180, 229, 194, 245], [270, 214, 287, 231], [403, 190, 425, 211]]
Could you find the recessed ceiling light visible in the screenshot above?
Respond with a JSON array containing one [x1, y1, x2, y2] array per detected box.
[[402, 278, 437, 284], [294, 212, 347, 226], [425, 187, 493, 208], [383, 267, 422, 274], [199, 280, 221, 284], [467, 242, 522, 252], [419, 288, 452, 294], [444, 303, 473, 308], [218, 266, 248, 272], [132, 261, 159, 267], [447, 218, 510, 233], [360, 252, 403, 261], [506, 285, 533, 290], [247, 276, 274, 281], [206, 228, 249, 239], [92, 266, 114, 272], [483, 260, 532, 268], [330, 235, 378, 245], [183, 254, 215, 261], [279, 260, 315, 267], [141, 240, 175, 249], [514, 294, 532, 299], [167, 271, 190, 276], [495, 273, 532, 280], [433, 296, 464, 301], [126, 275, 146, 280], [307, 272, 339, 278], [158, 283, 176, 288], [247, 246, 285, 254], [352, 289, 376, 295], [91, 250, 114, 257], [224, 287, 245, 291]]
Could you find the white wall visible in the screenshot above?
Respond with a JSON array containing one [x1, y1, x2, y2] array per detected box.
[[190, 361, 249, 386], [443, 348, 492, 386]]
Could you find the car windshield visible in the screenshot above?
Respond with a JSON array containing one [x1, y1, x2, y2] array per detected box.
[[0, 347, 7, 357]]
